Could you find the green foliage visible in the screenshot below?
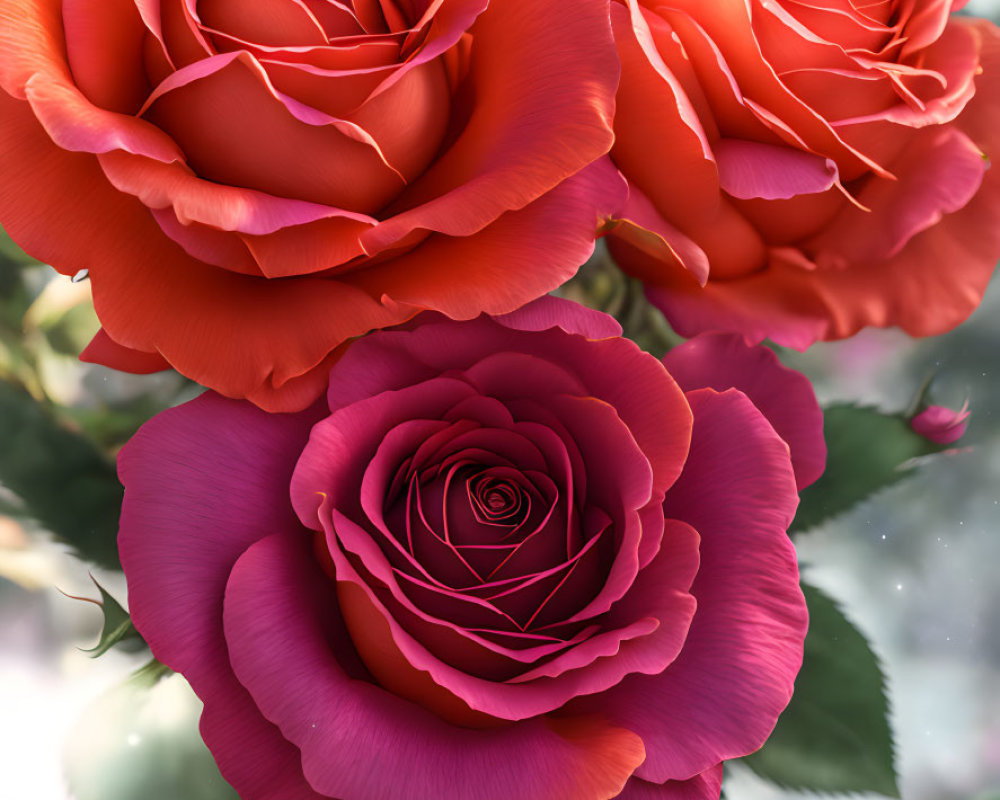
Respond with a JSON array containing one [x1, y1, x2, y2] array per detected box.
[[744, 582, 899, 797], [0, 377, 123, 568], [129, 658, 174, 688], [68, 576, 144, 658], [791, 403, 951, 534], [554, 243, 683, 358]]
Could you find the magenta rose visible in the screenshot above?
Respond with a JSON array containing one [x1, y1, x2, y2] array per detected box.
[[119, 297, 821, 799]]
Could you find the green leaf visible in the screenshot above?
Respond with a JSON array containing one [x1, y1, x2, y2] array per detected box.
[[129, 657, 174, 688], [791, 403, 947, 534], [0, 377, 123, 568], [68, 576, 144, 658], [744, 582, 899, 797]]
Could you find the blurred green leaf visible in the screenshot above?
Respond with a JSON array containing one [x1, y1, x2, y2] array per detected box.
[[62, 394, 175, 453], [555, 244, 683, 358], [744, 582, 899, 797], [129, 657, 174, 689], [0, 377, 123, 568], [38, 301, 100, 356], [791, 403, 951, 534], [69, 577, 144, 658], [0, 226, 39, 267]]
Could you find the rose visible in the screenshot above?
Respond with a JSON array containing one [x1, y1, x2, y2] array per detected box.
[[119, 297, 822, 799], [607, 0, 1000, 349], [0, 0, 621, 411]]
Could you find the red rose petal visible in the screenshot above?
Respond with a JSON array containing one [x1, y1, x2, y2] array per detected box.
[[80, 327, 171, 374], [62, 0, 149, 113]]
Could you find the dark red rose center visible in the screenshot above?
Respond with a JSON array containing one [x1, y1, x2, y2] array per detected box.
[[468, 473, 529, 527]]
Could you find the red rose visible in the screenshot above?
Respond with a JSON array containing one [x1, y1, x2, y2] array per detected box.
[[608, 0, 1000, 349], [0, 0, 621, 410], [119, 298, 820, 799]]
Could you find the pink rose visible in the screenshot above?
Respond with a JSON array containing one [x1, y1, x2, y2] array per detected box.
[[119, 298, 821, 799], [608, 0, 1000, 349]]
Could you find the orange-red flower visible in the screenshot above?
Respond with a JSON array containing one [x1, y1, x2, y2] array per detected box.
[[609, 0, 1000, 349], [0, 0, 621, 410]]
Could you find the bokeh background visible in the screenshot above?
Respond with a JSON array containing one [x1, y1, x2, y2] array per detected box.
[[2, 2, 999, 794]]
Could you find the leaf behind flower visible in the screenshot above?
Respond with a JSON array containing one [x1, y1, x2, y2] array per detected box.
[[791, 403, 955, 534], [743, 581, 899, 797]]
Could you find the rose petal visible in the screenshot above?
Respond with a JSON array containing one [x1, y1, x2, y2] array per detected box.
[[610, 180, 711, 287], [571, 388, 805, 782], [80, 327, 171, 374], [223, 531, 645, 800], [61, 0, 149, 113], [714, 138, 840, 200], [117, 392, 326, 798], [0, 0, 69, 98], [808, 126, 986, 266], [614, 765, 723, 800], [663, 333, 826, 489], [360, 0, 619, 248], [197, 0, 329, 47], [494, 295, 623, 339], [611, 1, 719, 226], [143, 51, 405, 212], [356, 158, 625, 316]]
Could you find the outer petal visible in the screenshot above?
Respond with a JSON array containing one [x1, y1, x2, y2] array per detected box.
[[494, 295, 624, 340], [223, 530, 646, 800], [117, 392, 326, 798], [614, 765, 723, 800], [0, 0, 69, 97], [637, 248, 821, 350], [80, 327, 171, 374], [571, 388, 805, 782], [662, 333, 826, 489]]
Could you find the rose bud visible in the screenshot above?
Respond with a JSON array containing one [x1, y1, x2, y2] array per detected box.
[[912, 402, 971, 445]]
